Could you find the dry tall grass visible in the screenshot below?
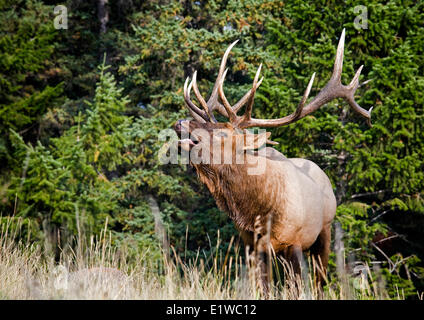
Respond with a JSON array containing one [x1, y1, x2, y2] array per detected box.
[[0, 218, 417, 300]]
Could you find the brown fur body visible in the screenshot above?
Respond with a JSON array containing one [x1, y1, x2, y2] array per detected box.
[[175, 120, 337, 289], [194, 151, 336, 255]]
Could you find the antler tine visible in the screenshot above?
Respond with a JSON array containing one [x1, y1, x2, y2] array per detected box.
[[348, 65, 363, 90], [191, 71, 217, 122], [214, 73, 264, 118], [239, 29, 373, 129], [218, 68, 238, 123], [345, 64, 372, 125], [183, 77, 208, 123], [216, 62, 264, 124], [243, 63, 262, 121], [294, 72, 316, 119], [331, 28, 345, 82], [207, 40, 239, 112], [232, 77, 264, 113]]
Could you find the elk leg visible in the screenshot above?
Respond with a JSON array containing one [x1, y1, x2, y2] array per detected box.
[[238, 230, 254, 253], [310, 224, 331, 287], [284, 245, 303, 277], [281, 245, 304, 298], [239, 230, 270, 297], [256, 241, 270, 298]]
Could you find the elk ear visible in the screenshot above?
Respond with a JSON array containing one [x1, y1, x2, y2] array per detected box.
[[243, 132, 271, 150]]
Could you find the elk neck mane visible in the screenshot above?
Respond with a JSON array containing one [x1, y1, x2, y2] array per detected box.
[[193, 158, 285, 232]]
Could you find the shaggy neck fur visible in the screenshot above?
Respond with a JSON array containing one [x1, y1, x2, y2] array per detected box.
[[193, 156, 282, 232]]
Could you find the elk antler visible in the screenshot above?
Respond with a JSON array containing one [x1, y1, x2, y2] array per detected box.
[[183, 29, 373, 128], [234, 29, 373, 128], [183, 77, 209, 123], [183, 40, 241, 123]]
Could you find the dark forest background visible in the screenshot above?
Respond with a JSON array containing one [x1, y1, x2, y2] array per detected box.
[[1, 0, 423, 298]]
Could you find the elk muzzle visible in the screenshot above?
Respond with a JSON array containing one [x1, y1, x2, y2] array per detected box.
[[174, 119, 200, 151]]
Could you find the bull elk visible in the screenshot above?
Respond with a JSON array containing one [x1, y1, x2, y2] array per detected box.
[[173, 30, 372, 292]]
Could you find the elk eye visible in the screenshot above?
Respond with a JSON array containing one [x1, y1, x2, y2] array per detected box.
[[216, 131, 228, 138]]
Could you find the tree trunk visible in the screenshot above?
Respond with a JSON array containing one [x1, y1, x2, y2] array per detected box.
[[97, 0, 109, 34]]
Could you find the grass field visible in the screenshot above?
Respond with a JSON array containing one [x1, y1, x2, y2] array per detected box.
[[0, 218, 418, 300]]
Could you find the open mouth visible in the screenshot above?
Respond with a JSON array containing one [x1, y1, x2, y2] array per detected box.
[[174, 120, 200, 149], [178, 135, 199, 146]]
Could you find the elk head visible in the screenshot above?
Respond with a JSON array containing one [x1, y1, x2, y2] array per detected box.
[[174, 29, 373, 164]]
